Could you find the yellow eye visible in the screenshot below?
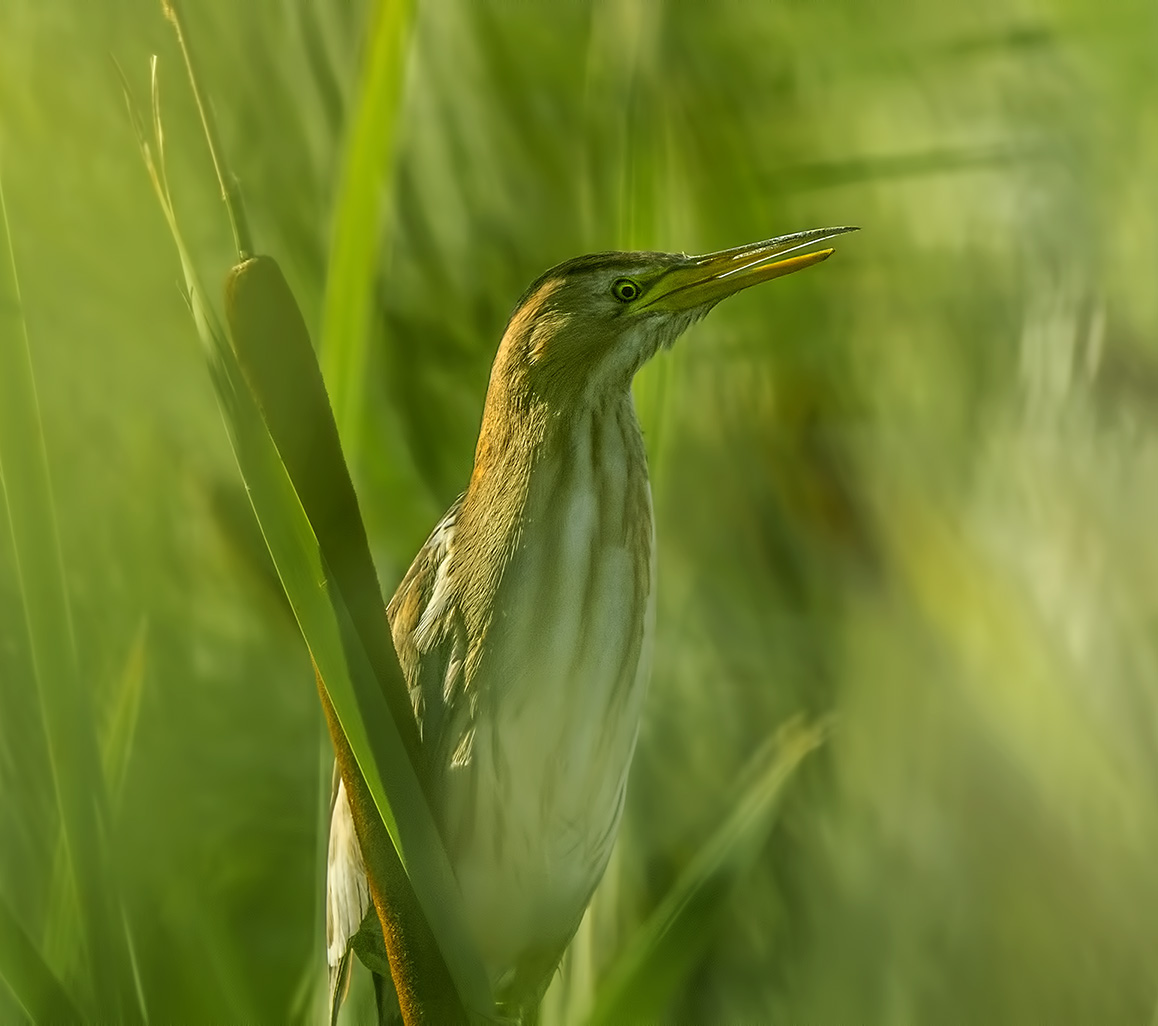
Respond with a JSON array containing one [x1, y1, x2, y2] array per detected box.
[[611, 278, 641, 303]]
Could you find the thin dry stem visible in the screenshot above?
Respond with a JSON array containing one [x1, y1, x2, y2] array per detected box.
[[161, 0, 254, 259]]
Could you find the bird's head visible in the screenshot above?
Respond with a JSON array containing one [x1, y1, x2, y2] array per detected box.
[[491, 226, 858, 410]]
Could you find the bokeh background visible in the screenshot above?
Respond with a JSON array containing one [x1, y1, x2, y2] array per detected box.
[[4, 0, 1158, 1022]]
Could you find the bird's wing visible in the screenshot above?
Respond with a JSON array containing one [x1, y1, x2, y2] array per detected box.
[[326, 497, 471, 1021], [326, 777, 370, 1021], [386, 495, 473, 782]]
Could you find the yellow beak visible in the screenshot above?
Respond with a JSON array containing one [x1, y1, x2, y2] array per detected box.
[[637, 226, 859, 313]]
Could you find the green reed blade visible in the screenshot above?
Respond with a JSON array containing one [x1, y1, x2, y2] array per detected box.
[[103, 619, 149, 810], [0, 170, 139, 1023], [320, 0, 416, 464], [585, 718, 826, 1026], [0, 892, 82, 1024], [41, 616, 148, 998], [225, 256, 421, 765], [122, 58, 492, 1018]]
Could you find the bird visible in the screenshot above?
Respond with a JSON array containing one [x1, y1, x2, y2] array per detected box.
[[326, 225, 857, 1023]]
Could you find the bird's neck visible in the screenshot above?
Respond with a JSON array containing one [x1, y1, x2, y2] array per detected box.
[[453, 385, 651, 639]]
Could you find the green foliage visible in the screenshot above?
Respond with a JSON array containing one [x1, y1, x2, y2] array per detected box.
[[3, 0, 1158, 1022], [581, 719, 825, 1026], [223, 253, 489, 1015], [120, 49, 488, 1015], [0, 895, 81, 1023], [0, 175, 141, 1022], [320, 0, 416, 463]]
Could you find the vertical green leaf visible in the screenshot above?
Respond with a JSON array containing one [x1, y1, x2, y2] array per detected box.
[[226, 257, 420, 764], [0, 893, 82, 1024], [585, 719, 825, 1026], [221, 256, 490, 1017], [101, 619, 149, 810], [120, 57, 491, 1012], [42, 619, 148, 991], [0, 172, 139, 1022], [321, 0, 417, 463], [218, 290, 490, 1017]]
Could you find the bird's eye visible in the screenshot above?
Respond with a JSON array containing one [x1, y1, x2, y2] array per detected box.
[[611, 278, 641, 303]]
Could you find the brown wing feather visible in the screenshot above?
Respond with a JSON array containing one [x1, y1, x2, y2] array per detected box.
[[386, 496, 473, 787]]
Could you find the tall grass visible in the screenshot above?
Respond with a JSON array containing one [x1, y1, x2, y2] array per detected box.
[[2, 0, 1158, 1022]]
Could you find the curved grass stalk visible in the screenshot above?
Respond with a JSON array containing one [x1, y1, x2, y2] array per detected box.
[[119, 34, 493, 1020]]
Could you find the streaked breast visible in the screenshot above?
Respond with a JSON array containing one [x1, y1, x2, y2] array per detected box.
[[444, 395, 656, 980]]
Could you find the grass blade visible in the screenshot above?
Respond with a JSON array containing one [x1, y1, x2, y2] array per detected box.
[[0, 892, 82, 1024], [101, 619, 149, 809], [320, 0, 416, 463], [226, 354, 486, 1016], [225, 257, 420, 764], [161, 0, 253, 258], [42, 619, 149, 990], [0, 169, 138, 1022], [221, 295, 486, 1017], [224, 257, 493, 1016], [121, 57, 491, 1019], [584, 717, 826, 1026]]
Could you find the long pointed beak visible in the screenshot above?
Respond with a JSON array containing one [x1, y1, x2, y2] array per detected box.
[[637, 226, 859, 313]]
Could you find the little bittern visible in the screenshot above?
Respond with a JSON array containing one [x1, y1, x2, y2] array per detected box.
[[327, 226, 856, 1022]]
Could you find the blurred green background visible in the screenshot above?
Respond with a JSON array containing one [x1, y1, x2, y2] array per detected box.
[[4, 0, 1158, 1022]]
